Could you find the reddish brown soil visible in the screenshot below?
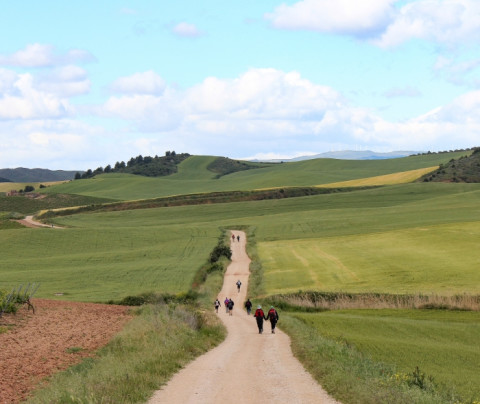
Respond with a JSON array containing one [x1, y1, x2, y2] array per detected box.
[[0, 298, 132, 404]]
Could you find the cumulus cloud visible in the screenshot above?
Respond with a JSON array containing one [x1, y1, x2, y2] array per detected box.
[[35, 65, 91, 97], [110, 70, 166, 95], [0, 70, 72, 120], [265, 0, 396, 36], [266, 0, 480, 48], [100, 67, 480, 156], [0, 43, 95, 67], [172, 22, 203, 38]]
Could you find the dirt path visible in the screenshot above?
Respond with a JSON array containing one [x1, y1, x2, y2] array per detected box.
[[148, 231, 340, 404], [15, 215, 60, 228]]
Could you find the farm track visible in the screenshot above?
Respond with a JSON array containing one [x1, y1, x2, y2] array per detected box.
[[148, 230, 340, 404]]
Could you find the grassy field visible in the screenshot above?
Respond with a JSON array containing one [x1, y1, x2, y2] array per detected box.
[[259, 221, 480, 295], [40, 152, 467, 201], [3, 182, 480, 301], [0, 220, 220, 301], [285, 310, 480, 402]]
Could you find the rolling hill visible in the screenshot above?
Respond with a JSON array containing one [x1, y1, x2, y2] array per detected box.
[[40, 151, 469, 201]]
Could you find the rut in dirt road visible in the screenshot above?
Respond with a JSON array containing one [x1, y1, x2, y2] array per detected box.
[[148, 230, 340, 404]]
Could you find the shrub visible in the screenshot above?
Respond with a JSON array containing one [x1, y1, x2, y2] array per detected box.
[[209, 244, 232, 263]]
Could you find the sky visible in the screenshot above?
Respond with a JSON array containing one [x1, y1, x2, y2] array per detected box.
[[1, 0, 480, 170]]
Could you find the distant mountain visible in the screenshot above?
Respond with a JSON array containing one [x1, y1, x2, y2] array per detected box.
[[250, 150, 419, 163], [0, 177, 11, 183], [0, 168, 81, 183]]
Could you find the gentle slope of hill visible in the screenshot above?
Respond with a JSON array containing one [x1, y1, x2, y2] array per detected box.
[[41, 151, 468, 201]]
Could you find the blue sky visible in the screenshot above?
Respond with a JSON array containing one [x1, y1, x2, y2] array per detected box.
[[1, 0, 480, 169]]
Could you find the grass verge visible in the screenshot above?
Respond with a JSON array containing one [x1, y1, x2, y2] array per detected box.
[[280, 314, 469, 404]]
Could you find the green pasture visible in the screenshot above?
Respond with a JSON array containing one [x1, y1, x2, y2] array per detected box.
[[41, 152, 467, 201], [0, 221, 219, 301], [2, 182, 480, 302], [259, 221, 480, 295], [289, 309, 480, 401]]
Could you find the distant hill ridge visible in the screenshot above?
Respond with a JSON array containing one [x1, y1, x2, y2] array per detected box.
[[250, 150, 420, 162], [0, 168, 80, 183]]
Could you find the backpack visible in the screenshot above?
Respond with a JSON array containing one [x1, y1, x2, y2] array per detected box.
[[268, 309, 277, 320]]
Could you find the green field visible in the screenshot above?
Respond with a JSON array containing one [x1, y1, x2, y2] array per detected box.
[[3, 182, 480, 301], [0, 219, 219, 301], [260, 221, 480, 295], [289, 309, 480, 400]]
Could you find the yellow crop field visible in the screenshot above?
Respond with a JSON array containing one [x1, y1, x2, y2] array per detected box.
[[317, 166, 437, 188], [0, 181, 68, 193]]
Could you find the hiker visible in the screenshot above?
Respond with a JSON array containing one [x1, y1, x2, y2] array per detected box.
[[236, 279, 242, 292], [254, 305, 265, 334], [266, 306, 279, 333], [232, 234, 235, 242], [244, 298, 252, 315], [237, 235, 240, 242], [214, 298, 221, 313], [224, 297, 230, 313], [227, 298, 234, 315]]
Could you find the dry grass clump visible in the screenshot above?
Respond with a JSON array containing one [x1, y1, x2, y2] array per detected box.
[[273, 292, 480, 311]]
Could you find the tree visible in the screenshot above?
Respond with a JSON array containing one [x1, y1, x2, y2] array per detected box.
[[74, 172, 82, 180], [24, 185, 35, 192]]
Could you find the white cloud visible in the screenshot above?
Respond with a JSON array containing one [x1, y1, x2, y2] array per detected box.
[[0, 71, 72, 120], [374, 0, 480, 48], [266, 0, 480, 48], [0, 43, 95, 67], [172, 22, 203, 38], [36, 65, 91, 97], [265, 0, 396, 36], [110, 70, 166, 95]]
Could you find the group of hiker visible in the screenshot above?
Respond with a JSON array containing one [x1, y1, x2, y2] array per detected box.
[[221, 232, 279, 334], [214, 295, 279, 334]]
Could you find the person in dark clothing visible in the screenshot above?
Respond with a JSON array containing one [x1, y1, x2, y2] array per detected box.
[[254, 305, 265, 334], [244, 298, 252, 315], [237, 235, 240, 242], [227, 298, 234, 316], [236, 279, 242, 292], [266, 306, 279, 333]]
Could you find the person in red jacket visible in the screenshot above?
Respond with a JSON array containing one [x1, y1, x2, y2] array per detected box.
[[254, 305, 265, 334], [266, 306, 279, 334]]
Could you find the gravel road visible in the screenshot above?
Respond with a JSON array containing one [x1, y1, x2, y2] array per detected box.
[[148, 231, 340, 404]]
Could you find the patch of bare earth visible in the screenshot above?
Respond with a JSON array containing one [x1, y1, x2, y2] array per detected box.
[[0, 298, 132, 404]]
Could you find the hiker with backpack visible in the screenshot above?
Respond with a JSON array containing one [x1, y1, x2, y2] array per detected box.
[[227, 298, 234, 315], [266, 306, 279, 334], [224, 297, 230, 314], [214, 298, 221, 314], [254, 305, 265, 334], [236, 279, 242, 292], [244, 298, 252, 315]]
